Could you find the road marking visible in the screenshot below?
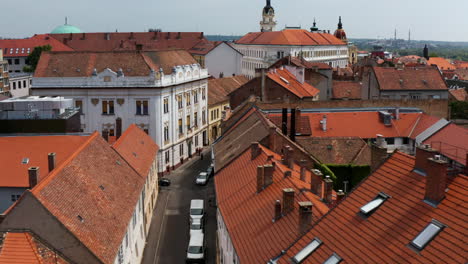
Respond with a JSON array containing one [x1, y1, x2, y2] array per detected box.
[[153, 192, 171, 264]]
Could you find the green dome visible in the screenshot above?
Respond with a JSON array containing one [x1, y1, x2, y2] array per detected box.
[[51, 24, 81, 34]]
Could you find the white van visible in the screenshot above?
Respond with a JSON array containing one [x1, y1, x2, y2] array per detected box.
[[189, 199, 204, 224], [186, 233, 205, 263]]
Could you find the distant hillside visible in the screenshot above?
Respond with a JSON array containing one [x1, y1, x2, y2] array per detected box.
[[206, 35, 242, 42]]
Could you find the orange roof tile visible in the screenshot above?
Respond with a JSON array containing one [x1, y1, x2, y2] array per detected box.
[[427, 57, 456, 70], [332, 81, 361, 99], [270, 56, 332, 70], [449, 88, 468, 101], [215, 144, 330, 264], [278, 152, 467, 263], [0, 135, 90, 188], [267, 68, 319, 98], [208, 76, 249, 106], [0, 34, 74, 58], [267, 112, 440, 139], [373, 66, 448, 91], [113, 124, 159, 177], [236, 29, 346, 46], [423, 123, 468, 165]]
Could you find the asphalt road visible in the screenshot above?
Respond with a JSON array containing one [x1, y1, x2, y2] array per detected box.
[[142, 150, 217, 264]]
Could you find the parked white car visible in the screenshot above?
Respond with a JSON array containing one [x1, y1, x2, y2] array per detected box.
[[195, 172, 208, 185]]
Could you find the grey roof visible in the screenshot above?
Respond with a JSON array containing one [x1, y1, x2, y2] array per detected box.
[[415, 119, 450, 145]]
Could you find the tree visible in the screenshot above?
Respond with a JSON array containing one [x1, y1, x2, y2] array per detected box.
[[23, 45, 52, 73]]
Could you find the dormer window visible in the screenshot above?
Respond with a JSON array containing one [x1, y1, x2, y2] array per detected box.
[[410, 219, 445, 251], [359, 192, 390, 216], [292, 237, 322, 263]]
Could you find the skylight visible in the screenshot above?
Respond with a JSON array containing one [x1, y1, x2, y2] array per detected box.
[[359, 192, 390, 216], [323, 253, 342, 264], [21, 158, 29, 164], [410, 219, 445, 251], [292, 238, 322, 263]]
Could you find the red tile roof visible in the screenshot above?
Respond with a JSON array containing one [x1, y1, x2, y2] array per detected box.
[[332, 81, 361, 99], [278, 151, 467, 263], [449, 88, 468, 101], [215, 144, 330, 264], [453, 60, 468, 69], [113, 124, 159, 177], [267, 68, 319, 98], [48, 32, 206, 53], [267, 112, 440, 139], [423, 123, 468, 165], [0, 232, 69, 264], [454, 69, 468, 80], [0, 135, 90, 188], [34, 50, 197, 77], [189, 40, 222, 55], [373, 66, 448, 91], [236, 29, 346, 46], [27, 132, 145, 263], [0, 34, 74, 57], [271, 56, 332, 70], [208, 75, 249, 106], [427, 57, 456, 70]]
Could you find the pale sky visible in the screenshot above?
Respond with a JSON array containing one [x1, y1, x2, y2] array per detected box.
[[2, 0, 467, 42]]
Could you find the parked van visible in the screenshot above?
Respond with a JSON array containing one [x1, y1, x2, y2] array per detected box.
[[186, 233, 205, 263], [190, 199, 204, 224]]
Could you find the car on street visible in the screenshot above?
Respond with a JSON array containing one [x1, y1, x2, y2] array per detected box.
[[195, 172, 208, 185], [189, 199, 204, 224], [186, 233, 205, 263], [158, 178, 171, 187], [206, 165, 214, 178], [190, 218, 204, 236]]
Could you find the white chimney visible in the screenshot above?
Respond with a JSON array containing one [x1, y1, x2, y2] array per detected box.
[[320, 115, 327, 131]]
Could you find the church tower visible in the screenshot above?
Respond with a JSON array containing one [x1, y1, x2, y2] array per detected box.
[[333, 16, 348, 43], [260, 0, 277, 32]]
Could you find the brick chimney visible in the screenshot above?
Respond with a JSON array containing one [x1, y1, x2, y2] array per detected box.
[[264, 164, 274, 187], [269, 127, 278, 152], [290, 108, 296, 142], [336, 190, 345, 202], [48, 153, 56, 172], [200, 32, 204, 39], [323, 176, 333, 203], [251, 142, 261, 160], [284, 146, 294, 169], [256, 166, 264, 193], [28, 167, 40, 188], [282, 188, 295, 214], [281, 108, 288, 135], [273, 200, 282, 222], [310, 169, 323, 196], [424, 156, 448, 206], [415, 145, 438, 176], [299, 160, 307, 181], [298, 201, 313, 234], [284, 170, 291, 178]]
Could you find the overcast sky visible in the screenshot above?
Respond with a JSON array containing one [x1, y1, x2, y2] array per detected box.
[[2, 0, 467, 42]]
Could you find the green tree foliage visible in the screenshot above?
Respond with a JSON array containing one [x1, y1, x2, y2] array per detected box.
[[325, 164, 371, 191], [23, 45, 52, 73], [450, 101, 468, 119]]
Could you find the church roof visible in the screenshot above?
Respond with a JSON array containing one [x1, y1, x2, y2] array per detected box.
[[51, 24, 81, 34], [236, 29, 346, 46]]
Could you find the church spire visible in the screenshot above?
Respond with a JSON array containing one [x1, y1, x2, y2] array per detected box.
[[338, 16, 342, 30], [260, 0, 276, 32], [423, 44, 429, 60]]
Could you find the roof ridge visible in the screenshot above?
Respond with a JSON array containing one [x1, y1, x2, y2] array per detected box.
[[112, 123, 137, 148], [25, 233, 43, 264], [31, 132, 100, 195]]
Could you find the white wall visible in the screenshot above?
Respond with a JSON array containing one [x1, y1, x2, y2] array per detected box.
[[9, 74, 31, 98], [206, 43, 242, 78], [217, 209, 240, 264], [0, 187, 27, 212]]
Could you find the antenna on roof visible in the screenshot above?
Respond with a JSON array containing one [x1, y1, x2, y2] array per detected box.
[[65, 16, 68, 25]]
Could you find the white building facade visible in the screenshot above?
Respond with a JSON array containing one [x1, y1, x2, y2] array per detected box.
[[9, 73, 32, 98], [217, 209, 240, 264], [205, 42, 243, 78], [32, 51, 209, 175]]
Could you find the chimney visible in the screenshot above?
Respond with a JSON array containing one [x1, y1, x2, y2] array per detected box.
[[251, 142, 261, 160], [264, 164, 274, 187], [166, 32, 170, 39], [200, 32, 204, 39], [375, 134, 387, 148], [267, 155, 274, 162], [136, 44, 143, 51], [298, 201, 313, 234], [290, 108, 296, 141], [273, 200, 282, 222], [320, 115, 327, 131], [105, 33, 111, 40], [177, 32, 181, 39], [28, 167, 40, 188], [336, 190, 345, 202], [395, 107, 400, 120], [257, 166, 264, 193], [299, 160, 307, 181], [284, 170, 291, 178], [81, 33, 86, 40], [284, 146, 294, 169], [269, 126, 278, 152], [261, 68, 267, 102], [310, 169, 323, 196], [296, 108, 301, 127], [424, 156, 448, 205], [102, 130, 109, 142], [323, 176, 333, 203], [371, 139, 389, 171], [282, 188, 295, 214], [415, 145, 438, 176], [63, 38, 68, 45], [48, 153, 56, 172], [281, 108, 288, 135]]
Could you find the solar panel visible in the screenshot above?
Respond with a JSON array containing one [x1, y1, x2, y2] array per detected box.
[[411, 219, 445, 250], [292, 238, 322, 263]]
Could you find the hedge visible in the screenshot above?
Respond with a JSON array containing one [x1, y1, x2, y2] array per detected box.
[[315, 163, 337, 184], [325, 164, 371, 191]]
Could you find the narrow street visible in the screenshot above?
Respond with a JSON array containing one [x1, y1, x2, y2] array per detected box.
[[142, 149, 217, 264]]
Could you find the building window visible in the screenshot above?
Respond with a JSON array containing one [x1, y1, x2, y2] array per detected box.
[[177, 95, 183, 109], [136, 100, 149, 115], [194, 91, 198, 104], [386, 138, 395, 145], [18, 81, 22, 89], [202, 110, 206, 125], [186, 115, 191, 130], [23, 80, 26, 88], [164, 125, 169, 142], [180, 144, 184, 156], [12, 82, 16, 89], [403, 138, 409, 145], [75, 100, 83, 115], [163, 97, 169, 113], [410, 93, 422, 100], [202, 88, 206, 100], [11, 194, 21, 202], [195, 135, 199, 147], [14, 59, 20, 65], [186, 93, 191, 106], [109, 129, 115, 137], [194, 112, 198, 127], [178, 118, 183, 135], [165, 151, 170, 163], [7, 59, 12, 65], [102, 100, 115, 115]]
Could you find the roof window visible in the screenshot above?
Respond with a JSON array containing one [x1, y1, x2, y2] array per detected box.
[[410, 219, 445, 251], [359, 192, 390, 216], [323, 253, 342, 264], [292, 237, 322, 263], [22, 158, 29, 164]]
